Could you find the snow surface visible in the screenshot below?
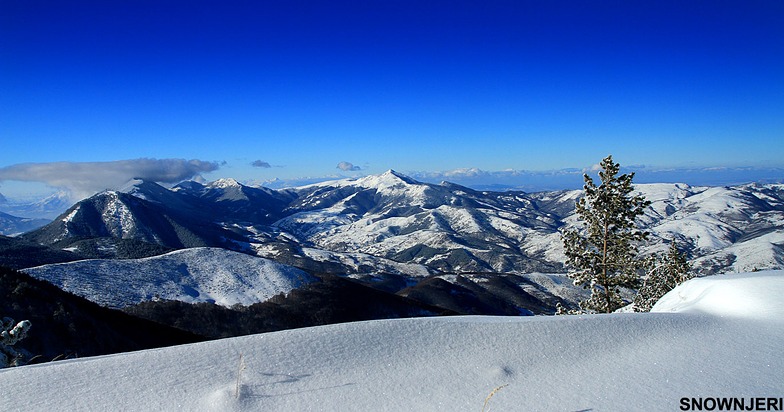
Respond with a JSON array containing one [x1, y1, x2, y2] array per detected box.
[[22, 247, 317, 308], [2, 271, 782, 411]]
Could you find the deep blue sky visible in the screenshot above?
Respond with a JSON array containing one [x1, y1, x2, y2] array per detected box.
[[1, 0, 783, 197]]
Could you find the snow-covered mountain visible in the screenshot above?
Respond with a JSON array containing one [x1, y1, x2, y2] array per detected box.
[[0, 191, 71, 220], [20, 171, 784, 278], [638, 183, 784, 274], [275, 170, 564, 273], [23, 247, 317, 308], [21, 188, 249, 257], [2, 270, 782, 411], [277, 173, 784, 275]]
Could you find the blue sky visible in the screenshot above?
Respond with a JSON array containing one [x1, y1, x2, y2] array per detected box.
[[1, 0, 783, 199]]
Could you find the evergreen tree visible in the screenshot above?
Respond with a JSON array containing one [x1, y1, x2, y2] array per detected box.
[[633, 241, 693, 312], [561, 155, 651, 313], [1, 316, 32, 368]]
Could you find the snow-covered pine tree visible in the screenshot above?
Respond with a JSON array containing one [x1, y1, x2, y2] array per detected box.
[[1, 316, 32, 368], [561, 155, 651, 313], [633, 241, 692, 312]]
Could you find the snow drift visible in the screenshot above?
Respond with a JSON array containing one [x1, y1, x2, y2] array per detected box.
[[1, 271, 782, 411]]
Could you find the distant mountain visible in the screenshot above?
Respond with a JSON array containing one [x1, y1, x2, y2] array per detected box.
[[23, 247, 318, 309], [276, 170, 566, 273], [21, 188, 249, 257], [0, 211, 49, 236], [277, 172, 784, 276], [20, 171, 784, 279], [0, 191, 72, 220], [172, 178, 296, 224], [635, 183, 784, 274]]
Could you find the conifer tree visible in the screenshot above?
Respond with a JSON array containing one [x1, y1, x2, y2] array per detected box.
[[561, 155, 651, 313], [1, 316, 32, 368], [633, 241, 692, 312]]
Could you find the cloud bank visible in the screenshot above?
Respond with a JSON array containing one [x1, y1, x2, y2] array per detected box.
[[0, 158, 220, 200]]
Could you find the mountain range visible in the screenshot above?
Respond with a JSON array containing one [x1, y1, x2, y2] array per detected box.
[[0, 191, 73, 222], [0, 211, 49, 236], [6, 170, 784, 318]]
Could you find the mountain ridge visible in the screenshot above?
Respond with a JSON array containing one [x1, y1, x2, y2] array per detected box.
[[17, 172, 784, 278]]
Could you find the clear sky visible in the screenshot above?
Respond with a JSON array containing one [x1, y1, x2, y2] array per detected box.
[[1, 0, 783, 198]]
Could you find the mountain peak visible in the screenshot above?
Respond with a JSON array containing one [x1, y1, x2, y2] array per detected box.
[[208, 178, 242, 189], [378, 169, 419, 185], [173, 180, 205, 193], [349, 170, 419, 190], [115, 178, 169, 199]]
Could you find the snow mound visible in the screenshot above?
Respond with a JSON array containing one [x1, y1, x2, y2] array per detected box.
[[23, 247, 317, 308], [652, 270, 784, 320], [1, 271, 782, 411]]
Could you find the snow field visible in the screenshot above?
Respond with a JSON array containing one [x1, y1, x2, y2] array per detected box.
[[23, 247, 317, 308], [2, 271, 782, 411]]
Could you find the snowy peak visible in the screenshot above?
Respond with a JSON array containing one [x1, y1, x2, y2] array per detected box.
[[379, 169, 420, 185], [203, 178, 250, 202], [208, 177, 242, 190], [316, 169, 422, 191], [114, 179, 185, 206]]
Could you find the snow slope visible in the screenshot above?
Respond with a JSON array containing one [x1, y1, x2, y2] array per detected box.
[[22, 247, 317, 308], [2, 271, 782, 411]]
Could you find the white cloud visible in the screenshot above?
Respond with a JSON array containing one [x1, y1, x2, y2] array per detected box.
[[337, 161, 361, 171], [0, 158, 221, 200]]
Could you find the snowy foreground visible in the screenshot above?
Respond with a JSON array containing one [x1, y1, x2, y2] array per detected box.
[[2, 271, 783, 411]]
